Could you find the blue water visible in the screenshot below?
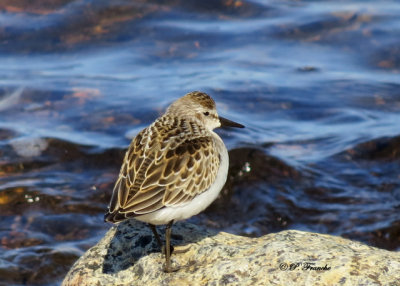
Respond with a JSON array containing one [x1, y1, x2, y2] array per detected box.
[[1, 1, 400, 285]]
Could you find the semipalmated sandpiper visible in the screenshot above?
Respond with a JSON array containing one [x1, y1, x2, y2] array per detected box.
[[105, 91, 244, 272]]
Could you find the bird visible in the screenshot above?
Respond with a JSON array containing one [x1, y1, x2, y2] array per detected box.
[[104, 91, 244, 272]]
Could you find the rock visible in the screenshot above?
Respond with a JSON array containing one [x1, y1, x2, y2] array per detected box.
[[62, 220, 400, 286]]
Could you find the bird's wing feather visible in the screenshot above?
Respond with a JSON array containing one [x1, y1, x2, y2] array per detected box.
[[105, 121, 220, 222]]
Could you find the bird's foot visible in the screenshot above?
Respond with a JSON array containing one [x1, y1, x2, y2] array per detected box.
[[172, 244, 191, 254], [163, 263, 180, 273]]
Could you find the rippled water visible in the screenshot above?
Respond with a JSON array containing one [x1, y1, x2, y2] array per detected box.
[[1, 0, 400, 285]]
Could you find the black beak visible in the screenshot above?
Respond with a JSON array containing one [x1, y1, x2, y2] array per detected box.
[[219, 116, 245, 128]]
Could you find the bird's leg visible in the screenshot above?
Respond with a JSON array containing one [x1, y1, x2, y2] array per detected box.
[[148, 223, 163, 250], [164, 220, 179, 273], [149, 223, 177, 255]]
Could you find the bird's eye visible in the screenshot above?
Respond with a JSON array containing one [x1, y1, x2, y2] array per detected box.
[[203, 112, 210, 116]]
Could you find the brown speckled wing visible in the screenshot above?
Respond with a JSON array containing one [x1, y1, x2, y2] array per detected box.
[[105, 117, 220, 223]]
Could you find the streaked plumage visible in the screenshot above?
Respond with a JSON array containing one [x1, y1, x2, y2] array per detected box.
[[104, 91, 244, 272]]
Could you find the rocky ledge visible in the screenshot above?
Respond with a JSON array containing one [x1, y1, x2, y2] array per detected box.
[[62, 220, 400, 286]]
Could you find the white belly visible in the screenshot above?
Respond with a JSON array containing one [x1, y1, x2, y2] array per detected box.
[[135, 134, 228, 225]]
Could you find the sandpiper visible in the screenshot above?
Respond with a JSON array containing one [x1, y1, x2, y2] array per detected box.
[[104, 91, 244, 272]]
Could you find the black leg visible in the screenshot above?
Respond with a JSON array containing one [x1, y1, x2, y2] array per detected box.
[[148, 223, 163, 250], [164, 220, 174, 273]]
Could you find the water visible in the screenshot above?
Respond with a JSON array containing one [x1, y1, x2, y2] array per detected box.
[[1, 0, 400, 285]]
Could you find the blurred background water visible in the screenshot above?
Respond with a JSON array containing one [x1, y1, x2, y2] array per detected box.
[[1, 0, 400, 285]]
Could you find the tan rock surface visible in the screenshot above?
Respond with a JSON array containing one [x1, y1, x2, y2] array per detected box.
[[63, 220, 400, 286]]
